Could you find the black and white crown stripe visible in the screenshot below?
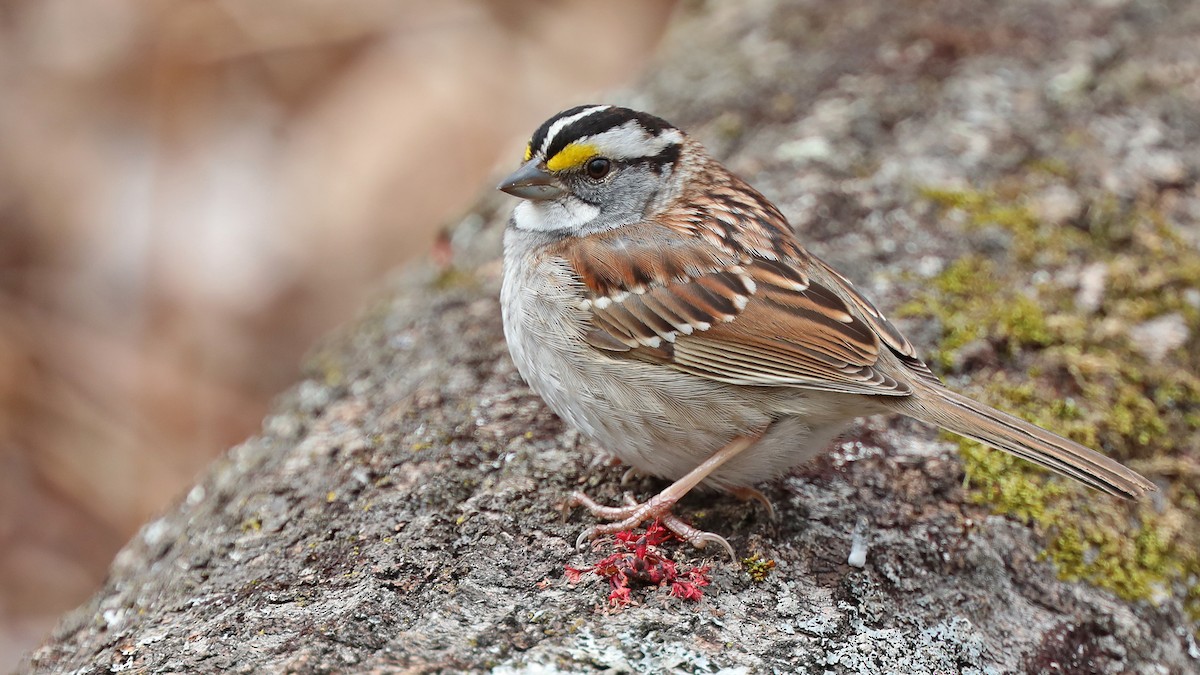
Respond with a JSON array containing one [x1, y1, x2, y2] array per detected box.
[[530, 105, 685, 165], [532, 104, 611, 158]]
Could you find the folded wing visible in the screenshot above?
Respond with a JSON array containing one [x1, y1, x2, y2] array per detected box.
[[568, 229, 914, 396]]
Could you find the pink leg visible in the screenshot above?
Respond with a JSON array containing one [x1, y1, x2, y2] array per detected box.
[[569, 434, 760, 560]]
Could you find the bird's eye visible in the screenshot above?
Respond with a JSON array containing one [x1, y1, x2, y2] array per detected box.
[[585, 157, 611, 179]]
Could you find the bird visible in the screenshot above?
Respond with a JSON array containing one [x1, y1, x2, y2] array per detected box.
[[496, 104, 1155, 557]]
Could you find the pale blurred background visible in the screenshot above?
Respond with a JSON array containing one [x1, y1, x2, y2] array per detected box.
[[0, 0, 676, 665]]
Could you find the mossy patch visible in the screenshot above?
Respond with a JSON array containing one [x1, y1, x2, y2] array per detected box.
[[741, 554, 777, 583], [907, 185, 1200, 626]]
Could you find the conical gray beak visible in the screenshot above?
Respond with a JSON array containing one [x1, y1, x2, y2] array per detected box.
[[498, 160, 566, 201]]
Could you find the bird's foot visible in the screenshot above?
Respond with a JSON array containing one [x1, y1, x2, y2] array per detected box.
[[569, 491, 735, 561], [567, 434, 761, 562]]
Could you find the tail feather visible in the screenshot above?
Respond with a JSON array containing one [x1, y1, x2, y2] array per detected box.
[[901, 382, 1157, 500]]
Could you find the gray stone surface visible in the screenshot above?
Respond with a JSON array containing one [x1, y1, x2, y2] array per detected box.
[[23, 0, 1200, 672]]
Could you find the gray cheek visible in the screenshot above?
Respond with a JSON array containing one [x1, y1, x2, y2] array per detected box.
[[574, 169, 664, 234]]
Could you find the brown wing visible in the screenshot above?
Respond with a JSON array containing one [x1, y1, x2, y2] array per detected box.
[[554, 224, 913, 396], [809, 257, 943, 385]]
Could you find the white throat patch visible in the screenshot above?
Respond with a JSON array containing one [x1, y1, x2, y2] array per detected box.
[[512, 197, 600, 233]]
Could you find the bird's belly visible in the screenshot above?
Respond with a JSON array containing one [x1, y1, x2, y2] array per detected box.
[[502, 256, 855, 489]]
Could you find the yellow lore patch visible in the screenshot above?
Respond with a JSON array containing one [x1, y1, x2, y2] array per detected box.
[[545, 142, 597, 172], [523, 143, 532, 162]]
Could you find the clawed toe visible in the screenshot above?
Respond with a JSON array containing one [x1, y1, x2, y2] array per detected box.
[[659, 513, 735, 560], [729, 486, 777, 521], [569, 489, 737, 561]]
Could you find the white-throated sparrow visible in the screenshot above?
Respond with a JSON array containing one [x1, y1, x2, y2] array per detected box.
[[498, 105, 1155, 556]]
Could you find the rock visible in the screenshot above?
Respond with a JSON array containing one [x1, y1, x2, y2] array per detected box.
[[1075, 261, 1109, 314], [21, 0, 1200, 672], [776, 136, 835, 164], [1032, 185, 1084, 226], [1142, 151, 1188, 186], [1129, 313, 1190, 363]]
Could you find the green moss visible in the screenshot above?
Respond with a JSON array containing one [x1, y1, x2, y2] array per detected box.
[[913, 184, 1200, 627], [918, 186, 1093, 264], [898, 257, 1051, 369], [741, 555, 776, 582], [1025, 156, 1074, 179]]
